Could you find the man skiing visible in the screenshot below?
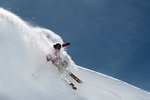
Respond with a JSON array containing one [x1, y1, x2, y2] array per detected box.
[[46, 42, 82, 90], [46, 42, 77, 90]]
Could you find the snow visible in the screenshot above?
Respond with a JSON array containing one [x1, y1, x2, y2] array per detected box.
[[0, 7, 150, 100]]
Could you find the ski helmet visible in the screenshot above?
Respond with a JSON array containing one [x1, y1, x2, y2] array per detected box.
[[54, 43, 61, 50]]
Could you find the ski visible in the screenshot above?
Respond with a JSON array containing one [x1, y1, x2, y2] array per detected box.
[[69, 72, 83, 84], [64, 78, 77, 90], [69, 82, 77, 90]]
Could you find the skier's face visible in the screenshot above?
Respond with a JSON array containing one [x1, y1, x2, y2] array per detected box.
[[55, 48, 61, 51]]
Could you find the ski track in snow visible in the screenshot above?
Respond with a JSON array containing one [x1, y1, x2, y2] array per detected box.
[[85, 82, 125, 100], [0, 7, 150, 100]]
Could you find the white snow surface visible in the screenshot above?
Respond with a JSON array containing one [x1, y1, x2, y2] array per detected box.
[[0, 8, 150, 100]]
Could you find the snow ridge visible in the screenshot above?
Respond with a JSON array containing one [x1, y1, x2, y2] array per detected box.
[[0, 8, 150, 100]]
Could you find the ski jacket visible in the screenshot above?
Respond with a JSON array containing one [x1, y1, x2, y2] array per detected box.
[[52, 43, 70, 63]]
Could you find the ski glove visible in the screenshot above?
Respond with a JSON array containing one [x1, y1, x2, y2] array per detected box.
[[62, 42, 70, 47], [66, 42, 70, 45]]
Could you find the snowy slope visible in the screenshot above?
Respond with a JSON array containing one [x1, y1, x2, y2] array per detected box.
[[0, 8, 150, 100]]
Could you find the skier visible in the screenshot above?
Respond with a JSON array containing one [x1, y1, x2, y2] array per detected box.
[[46, 42, 77, 90], [46, 42, 82, 90]]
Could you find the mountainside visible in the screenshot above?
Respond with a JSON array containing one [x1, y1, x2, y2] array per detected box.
[[0, 8, 150, 100]]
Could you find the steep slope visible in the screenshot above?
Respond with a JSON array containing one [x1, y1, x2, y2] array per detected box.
[[0, 8, 150, 100]]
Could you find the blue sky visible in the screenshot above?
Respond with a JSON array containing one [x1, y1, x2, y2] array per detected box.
[[0, 0, 150, 92]]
